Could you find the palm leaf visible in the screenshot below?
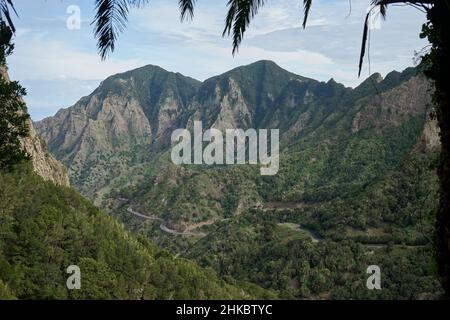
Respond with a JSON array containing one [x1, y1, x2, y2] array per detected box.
[[93, 0, 149, 60], [0, 0, 18, 33], [5, 0, 16, 16], [358, 1, 391, 77], [372, 0, 387, 18], [179, 0, 196, 21], [358, 11, 370, 77], [302, 0, 312, 28], [222, 0, 315, 54], [223, 0, 266, 55]]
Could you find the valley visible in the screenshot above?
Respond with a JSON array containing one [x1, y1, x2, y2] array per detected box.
[[34, 60, 443, 299]]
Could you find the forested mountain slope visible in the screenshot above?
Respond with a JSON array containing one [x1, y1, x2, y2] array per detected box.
[[0, 164, 274, 299], [35, 61, 442, 299]]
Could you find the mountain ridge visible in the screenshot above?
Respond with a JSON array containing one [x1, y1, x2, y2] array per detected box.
[[34, 61, 436, 202], [31, 60, 443, 299]]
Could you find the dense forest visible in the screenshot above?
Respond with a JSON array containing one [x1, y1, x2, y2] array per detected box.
[[0, 163, 275, 299], [89, 64, 443, 299], [108, 152, 442, 299]]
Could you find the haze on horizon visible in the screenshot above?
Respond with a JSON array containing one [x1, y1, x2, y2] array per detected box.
[[6, 0, 427, 120]]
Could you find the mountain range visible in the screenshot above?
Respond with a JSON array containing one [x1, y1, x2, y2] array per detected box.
[[33, 60, 443, 299], [0, 65, 274, 300], [35, 61, 437, 201]]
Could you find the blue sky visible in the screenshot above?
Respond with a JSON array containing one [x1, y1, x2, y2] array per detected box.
[[6, 0, 428, 120]]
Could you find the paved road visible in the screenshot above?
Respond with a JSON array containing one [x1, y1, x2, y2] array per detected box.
[[126, 207, 202, 236]]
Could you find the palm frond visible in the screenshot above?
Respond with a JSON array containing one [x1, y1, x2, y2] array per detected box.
[[0, 0, 18, 33], [358, 1, 391, 76], [358, 11, 370, 77], [93, 0, 129, 60], [179, 0, 196, 22], [93, 0, 149, 60], [223, 0, 266, 55], [371, 0, 387, 18], [223, 0, 238, 37], [302, 0, 312, 28]]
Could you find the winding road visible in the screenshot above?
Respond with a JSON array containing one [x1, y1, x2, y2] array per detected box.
[[126, 207, 205, 236], [125, 200, 422, 248]]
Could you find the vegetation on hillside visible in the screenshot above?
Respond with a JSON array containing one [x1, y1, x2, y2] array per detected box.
[[0, 163, 274, 299], [97, 65, 442, 299], [0, 21, 29, 170]]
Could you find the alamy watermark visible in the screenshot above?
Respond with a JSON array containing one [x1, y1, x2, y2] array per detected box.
[[66, 265, 81, 290], [366, 265, 381, 290], [66, 5, 81, 30], [171, 121, 279, 175]]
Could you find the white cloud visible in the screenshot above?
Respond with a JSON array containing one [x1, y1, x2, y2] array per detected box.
[[9, 33, 144, 81]]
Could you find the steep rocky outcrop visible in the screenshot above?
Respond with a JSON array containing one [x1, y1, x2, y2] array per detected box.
[[22, 119, 69, 186], [414, 118, 440, 152], [351, 71, 432, 133], [35, 61, 436, 200], [27, 61, 443, 300], [35, 65, 200, 195], [0, 66, 69, 186]]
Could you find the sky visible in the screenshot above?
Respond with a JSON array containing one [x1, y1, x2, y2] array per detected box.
[[6, 0, 428, 120]]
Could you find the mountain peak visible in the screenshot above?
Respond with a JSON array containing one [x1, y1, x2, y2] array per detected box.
[[204, 60, 312, 87], [99, 64, 166, 83], [247, 60, 281, 68], [35, 61, 429, 201], [226, 60, 296, 77], [353, 72, 384, 95], [100, 64, 201, 88]]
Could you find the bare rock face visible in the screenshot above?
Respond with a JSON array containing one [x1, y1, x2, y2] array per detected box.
[[22, 119, 70, 186], [187, 77, 253, 131], [34, 61, 435, 202], [34, 93, 154, 196], [0, 66, 69, 186], [351, 73, 432, 133], [34, 65, 200, 196], [414, 118, 440, 152], [209, 78, 253, 130]]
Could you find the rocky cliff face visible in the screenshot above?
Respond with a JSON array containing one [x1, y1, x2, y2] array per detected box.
[[23, 62, 443, 300], [34, 65, 200, 197], [22, 119, 69, 186], [351, 70, 433, 133], [0, 66, 69, 186], [34, 61, 437, 200]]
